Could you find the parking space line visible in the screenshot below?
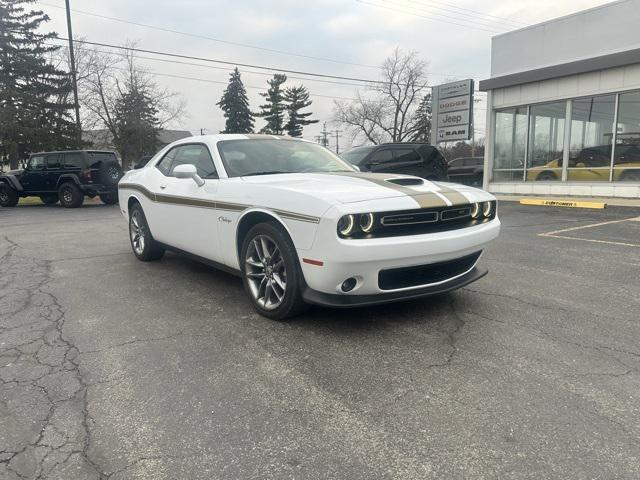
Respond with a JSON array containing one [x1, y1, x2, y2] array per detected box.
[[539, 216, 640, 248]]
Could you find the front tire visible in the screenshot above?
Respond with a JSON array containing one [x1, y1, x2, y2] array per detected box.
[[240, 222, 307, 320], [129, 203, 165, 261], [58, 183, 84, 208], [99, 192, 118, 205], [0, 183, 19, 207]]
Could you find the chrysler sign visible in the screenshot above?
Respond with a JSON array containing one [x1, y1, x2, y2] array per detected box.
[[431, 79, 474, 144]]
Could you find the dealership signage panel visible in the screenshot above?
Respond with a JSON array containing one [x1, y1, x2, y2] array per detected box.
[[431, 79, 474, 143]]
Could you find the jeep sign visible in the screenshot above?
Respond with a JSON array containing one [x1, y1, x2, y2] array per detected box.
[[431, 79, 474, 144]]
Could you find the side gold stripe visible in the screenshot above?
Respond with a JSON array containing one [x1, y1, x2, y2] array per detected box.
[[118, 183, 320, 223]]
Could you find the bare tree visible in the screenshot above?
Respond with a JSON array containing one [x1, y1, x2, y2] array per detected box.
[[54, 40, 185, 158], [334, 48, 429, 145]]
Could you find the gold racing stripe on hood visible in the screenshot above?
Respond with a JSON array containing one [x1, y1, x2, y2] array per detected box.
[[432, 183, 471, 206], [328, 172, 450, 208]]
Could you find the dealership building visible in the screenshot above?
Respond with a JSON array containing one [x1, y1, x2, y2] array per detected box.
[[480, 0, 640, 198]]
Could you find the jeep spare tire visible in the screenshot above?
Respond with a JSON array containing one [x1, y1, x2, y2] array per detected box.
[[99, 161, 123, 186]]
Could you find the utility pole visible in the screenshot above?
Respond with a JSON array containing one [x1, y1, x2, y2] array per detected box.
[[331, 129, 342, 154], [65, 0, 81, 145], [320, 122, 330, 148]]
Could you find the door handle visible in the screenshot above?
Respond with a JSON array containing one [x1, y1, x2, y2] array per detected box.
[[159, 184, 167, 190]]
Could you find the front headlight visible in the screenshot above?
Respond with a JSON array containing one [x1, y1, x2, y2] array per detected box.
[[470, 202, 481, 219], [337, 214, 355, 236], [359, 213, 374, 233], [483, 201, 493, 218]]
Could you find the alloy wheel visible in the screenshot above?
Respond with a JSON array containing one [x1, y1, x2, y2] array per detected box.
[[62, 187, 73, 204], [244, 234, 287, 310], [130, 210, 146, 255], [108, 166, 119, 180], [0, 191, 7, 203]]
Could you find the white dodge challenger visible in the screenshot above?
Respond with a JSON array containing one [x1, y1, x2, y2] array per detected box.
[[118, 134, 500, 319]]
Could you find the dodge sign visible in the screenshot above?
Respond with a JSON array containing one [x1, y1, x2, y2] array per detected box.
[[431, 79, 474, 144]]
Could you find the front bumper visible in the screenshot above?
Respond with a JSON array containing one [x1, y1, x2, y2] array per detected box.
[[298, 216, 500, 297], [302, 265, 487, 307]]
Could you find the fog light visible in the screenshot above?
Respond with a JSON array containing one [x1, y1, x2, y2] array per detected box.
[[470, 202, 481, 219], [341, 277, 357, 292]]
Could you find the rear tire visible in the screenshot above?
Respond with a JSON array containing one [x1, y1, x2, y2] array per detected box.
[[240, 222, 308, 320], [58, 183, 84, 208], [99, 192, 118, 205], [0, 183, 19, 207], [40, 194, 59, 205], [129, 203, 165, 261]]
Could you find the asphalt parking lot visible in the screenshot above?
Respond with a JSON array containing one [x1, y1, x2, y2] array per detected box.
[[1, 200, 639, 479]]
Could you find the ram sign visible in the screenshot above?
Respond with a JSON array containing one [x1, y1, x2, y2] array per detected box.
[[431, 79, 474, 144]]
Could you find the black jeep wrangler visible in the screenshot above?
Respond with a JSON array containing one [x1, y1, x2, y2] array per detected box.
[[0, 150, 123, 208]]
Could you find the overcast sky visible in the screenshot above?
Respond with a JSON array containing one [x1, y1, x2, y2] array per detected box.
[[38, 0, 613, 150]]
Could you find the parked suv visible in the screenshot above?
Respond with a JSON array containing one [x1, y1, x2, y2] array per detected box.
[[0, 150, 123, 208], [447, 156, 484, 186], [341, 143, 448, 181]]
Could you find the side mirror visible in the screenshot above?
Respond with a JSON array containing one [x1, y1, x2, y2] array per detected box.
[[173, 164, 204, 187], [352, 164, 361, 172]]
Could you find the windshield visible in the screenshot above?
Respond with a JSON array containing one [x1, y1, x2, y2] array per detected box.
[[217, 139, 355, 177], [341, 146, 375, 166]]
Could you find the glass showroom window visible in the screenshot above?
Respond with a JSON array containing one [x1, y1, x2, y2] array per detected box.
[[493, 107, 527, 181], [567, 95, 616, 182], [613, 90, 640, 182], [525, 102, 565, 181]]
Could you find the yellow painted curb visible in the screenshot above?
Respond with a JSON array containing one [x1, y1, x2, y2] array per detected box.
[[519, 198, 607, 209]]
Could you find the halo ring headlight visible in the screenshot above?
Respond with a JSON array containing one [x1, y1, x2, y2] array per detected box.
[[338, 214, 355, 236], [360, 213, 374, 233], [483, 201, 493, 218], [470, 202, 481, 219]]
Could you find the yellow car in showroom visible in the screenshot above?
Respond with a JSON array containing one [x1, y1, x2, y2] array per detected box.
[[527, 145, 640, 181]]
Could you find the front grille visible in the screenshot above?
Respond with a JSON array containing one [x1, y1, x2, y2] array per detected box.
[[378, 251, 482, 290]]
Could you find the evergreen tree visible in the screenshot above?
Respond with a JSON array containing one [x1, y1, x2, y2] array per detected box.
[[284, 85, 318, 137], [113, 84, 160, 169], [0, 0, 78, 169], [217, 67, 254, 133], [410, 93, 432, 142], [257, 74, 287, 135]]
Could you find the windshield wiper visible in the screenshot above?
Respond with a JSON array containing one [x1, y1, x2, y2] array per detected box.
[[242, 171, 291, 176]]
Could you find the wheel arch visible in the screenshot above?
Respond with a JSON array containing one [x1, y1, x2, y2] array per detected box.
[[56, 174, 81, 188], [235, 209, 295, 266]]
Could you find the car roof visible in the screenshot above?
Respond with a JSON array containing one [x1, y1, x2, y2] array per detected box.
[[172, 133, 315, 146], [31, 150, 116, 155]]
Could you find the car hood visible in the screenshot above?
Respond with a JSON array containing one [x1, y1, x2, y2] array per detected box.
[[241, 172, 481, 206]]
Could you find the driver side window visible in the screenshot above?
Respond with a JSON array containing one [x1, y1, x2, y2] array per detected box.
[[161, 144, 218, 179], [29, 156, 45, 170]]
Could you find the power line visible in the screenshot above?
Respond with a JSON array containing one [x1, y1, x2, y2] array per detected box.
[[407, 0, 526, 27], [103, 65, 358, 101], [52, 42, 371, 88], [378, 0, 513, 30], [356, 0, 503, 33], [51, 36, 404, 86], [40, 1, 380, 70]]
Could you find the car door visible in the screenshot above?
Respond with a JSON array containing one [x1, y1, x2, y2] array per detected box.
[[152, 143, 222, 261], [20, 155, 47, 191], [45, 154, 63, 191]]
